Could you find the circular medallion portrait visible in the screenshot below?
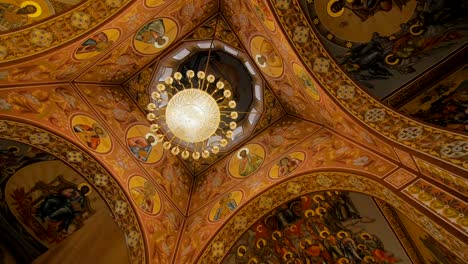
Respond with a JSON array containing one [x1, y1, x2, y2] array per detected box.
[[229, 144, 265, 178], [71, 115, 112, 154], [250, 36, 283, 78], [209, 191, 243, 222], [293, 63, 320, 101], [126, 124, 164, 163], [128, 175, 161, 215], [269, 151, 306, 179], [74, 29, 120, 60], [133, 17, 178, 55]]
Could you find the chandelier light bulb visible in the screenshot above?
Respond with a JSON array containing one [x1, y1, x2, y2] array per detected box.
[[197, 71, 206, 79], [186, 70, 195, 78], [156, 134, 164, 142], [163, 141, 171, 150], [147, 113, 156, 121], [226, 130, 233, 139], [181, 150, 190, 160], [228, 101, 236, 109], [150, 124, 159, 132], [174, 72, 182, 80], [230, 112, 238, 119], [192, 151, 201, 160], [165, 77, 173, 85], [207, 75, 215, 83], [220, 139, 228, 147], [202, 150, 210, 158], [216, 81, 224, 89], [171, 147, 180, 155], [147, 103, 157, 111], [229, 122, 237, 130], [223, 90, 232, 98], [151, 92, 161, 100], [212, 145, 220, 154], [157, 83, 166, 92]]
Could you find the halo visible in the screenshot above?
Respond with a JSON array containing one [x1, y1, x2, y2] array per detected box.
[[319, 230, 330, 238], [248, 257, 258, 264], [92, 123, 108, 137], [237, 245, 247, 257], [327, 0, 345, 18], [255, 54, 267, 68], [237, 147, 250, 159], [410, 24, 424, 36], [385, 54, 400, 65], [282, 252, 293, 261], [313, 194, 324, 202], [21, 1, 43, 18], [154, 36, 169, 48], [145, 133, 158, 146], [337, 230, 349, 239], [256, 238, 266, 249], [78, 182, 92, 196], [304, 209, 315, 218], [272, 230, 282, 240], [360, 232, 372, 240]]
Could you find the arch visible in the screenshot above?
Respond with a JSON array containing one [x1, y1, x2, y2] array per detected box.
[[266, 0, 468, 171], [0, 117, 147, 264], [197, 170, 466, 263]]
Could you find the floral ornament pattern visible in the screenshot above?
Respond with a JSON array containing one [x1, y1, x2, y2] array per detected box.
[[440, 141, 468, 158]]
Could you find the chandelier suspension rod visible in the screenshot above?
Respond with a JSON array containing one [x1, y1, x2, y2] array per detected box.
[[201, 15, 220, 91]]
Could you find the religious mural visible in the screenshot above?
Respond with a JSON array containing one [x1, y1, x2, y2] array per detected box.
[[71, 115, 111, 153], [133, 17, 178, 55], [126, 124, 163, 163], [0, 0, 87, 32], [229, 144, 265, 178], [0, 139, 115, 261], [299, 0, 468, 98], [399, 64, 468, 133], [293, 63, 320, 101], [74, 29, 120, 60], [209, 190, 243, 222], [250, 35, 284, 78], [223, 191, 410, 264], [396, 211, 465, 264], [128, 175, 161, 215], [269, 151, 305, 179]]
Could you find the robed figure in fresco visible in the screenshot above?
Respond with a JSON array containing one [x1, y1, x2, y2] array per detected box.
[[37, 185, 90, 233], [135, 19, 168, 47], [214, 193, 238, 221], [0, 3, 37, 31], [127, 134, 156, 162], [238, 149, 263, 177], [73, 123, 105, 150]]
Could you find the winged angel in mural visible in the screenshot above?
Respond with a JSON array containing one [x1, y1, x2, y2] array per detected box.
[[329, 0, 410, 21]]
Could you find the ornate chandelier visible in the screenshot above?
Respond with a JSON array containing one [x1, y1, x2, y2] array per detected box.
[[146, 70, 238, 160], [145, 16, 241, 160]]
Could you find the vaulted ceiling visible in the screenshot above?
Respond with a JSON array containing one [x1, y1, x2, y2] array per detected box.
[[0, 0, 466, 263]]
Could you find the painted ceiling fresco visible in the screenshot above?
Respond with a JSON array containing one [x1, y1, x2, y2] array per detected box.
[[0, 0, 467, 263]]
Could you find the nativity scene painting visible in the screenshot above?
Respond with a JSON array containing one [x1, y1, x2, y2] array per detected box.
[[223, 191, 411, 264]]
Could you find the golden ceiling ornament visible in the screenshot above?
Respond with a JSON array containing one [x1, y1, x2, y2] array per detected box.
[[146, 16, 238, 160]]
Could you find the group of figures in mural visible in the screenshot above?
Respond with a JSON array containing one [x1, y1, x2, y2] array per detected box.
[[301, 0, 468, 94], [226, 191, 400, 264]]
